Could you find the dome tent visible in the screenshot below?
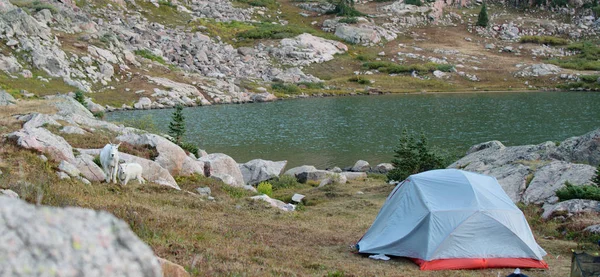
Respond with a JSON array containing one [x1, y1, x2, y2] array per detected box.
[[357, 169, 548, 270]]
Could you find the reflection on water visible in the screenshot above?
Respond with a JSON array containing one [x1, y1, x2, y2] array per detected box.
[[106, 91, 600, 169]]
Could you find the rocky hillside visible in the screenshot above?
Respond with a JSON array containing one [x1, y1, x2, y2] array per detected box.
[[1, 0, 600, 112]]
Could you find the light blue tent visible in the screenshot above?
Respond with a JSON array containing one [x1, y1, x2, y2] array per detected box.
[[357, 169, 548, 270]]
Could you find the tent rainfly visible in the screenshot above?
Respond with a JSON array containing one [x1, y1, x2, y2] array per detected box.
[[357, 169, 548, 270]]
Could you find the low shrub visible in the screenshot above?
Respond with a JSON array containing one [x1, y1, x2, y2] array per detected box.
[[257, 181, 273, 196], [234, 0, 277, 8], [338, 17, 358, 24], [237, 23, 315, 40], [555, 181, 600, 201], [549, 41, 600, 70], [93, 111, 105, 119], [297, 82, 325, 89], [519, 36, 568, 46], [348, 76, 371, 84], [271, 82, 300, 94], [579, 75, 600, 83], [404, 0, 422, 5], [271, 175, 300, 190], [74, 90, 86, 106], [327, 0, 364, 16], [93, 155, 102, 167], [436, 64, 455, 72], [179, 142, 199, 155]]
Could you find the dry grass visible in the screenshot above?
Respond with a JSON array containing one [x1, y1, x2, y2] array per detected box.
[[0, 139, 579, 276], [0, 99, 59, 133]]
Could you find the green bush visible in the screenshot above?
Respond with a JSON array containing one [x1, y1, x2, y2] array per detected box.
[[271, 82, 300, 94], [348, 76, 371, 84], [476, 3, 488, 27], [551, 0, 568, 6], [338, 17, 358, 24], [257, 181, 273, 196], [74, 90, 86, 106], [234, 0, 277, 8], [556, 181, 600, 201], [157, 0, 175, 7], [134, 49, 166, 64], [436, 64, 455, 72], [93, 155, 102, 167], [271, 175, 300, 190], [93, 111, 105, 119], [179, 142, 199, 155], [222, 184, 251, 199], [519, 36, 568, 46], [386, 128, 445, 182], [579, 75, 600, 83], [328, 0, 364, 16]]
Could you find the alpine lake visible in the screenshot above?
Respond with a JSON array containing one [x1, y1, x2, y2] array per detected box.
[[106, 91, 600, 169]]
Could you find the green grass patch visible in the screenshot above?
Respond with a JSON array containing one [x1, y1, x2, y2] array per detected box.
[[192, 19, 255, 44], [556, 182, 600, 201], [0, 71, 77, 97], [134, 49, 166, 65], [271, 82, 301, 94], [548, 41, 600, 70], [237, 22, 318, 40], [131, 0, 191, 26], [363, 61, 452, 74], [9, 0, 57, 13], [519, 36, 568, 46], [234, 0, 277, 9]]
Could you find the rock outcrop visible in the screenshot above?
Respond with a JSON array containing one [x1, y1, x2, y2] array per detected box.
[[200, 153, 253, 191], [449, 129, 600, 204], [271, 33, 348, 66], [0, 196, 162, 277]]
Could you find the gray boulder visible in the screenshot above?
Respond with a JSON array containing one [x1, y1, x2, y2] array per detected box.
[[0, 54, 22, 73], [239, 159, 287, 186], [351, 160, 370, 172], [466, 140, 505, 155], [250, 194, 295, 212], [584, 224, 600, 234], [200, 153, 246, 188], [318, 174, 348, 187], [284, 165, 317, 177], [0, 196, 162, 277], [372, 163, 394, 174], [523, 161, 596, 204], [0, 90, 16, 106], [514, 64, 561, 77], [334, 25, 380, 45], [341, 172, 367, 181], [542, 199, 600, 220], [196, 187, 211, 197], [60, 125, 87, 135], [297, 170, 336, 184], [21, 113, 61, 129]]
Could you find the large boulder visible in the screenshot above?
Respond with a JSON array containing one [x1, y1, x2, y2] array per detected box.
[[0, 90, 16, 106], [340, 172, 367, 181], [296, 170, 338, 184], [351, 160, 370, 172], [239, 159, 287, 186], [200, 153, 246, 188], [117, 133, 203, 177], [522, 161, 596, 204], [271, 33, 348, 66], [251, 194, 296, 212], [6, 127, 75, 163], [372, 163, 394, 174], [21, 113, 61, 129], [334, 25, 380, 45], [0, 196, 162, 277], [52, 96, 95, 119], [514, 64, 561, 77], [58, 160, 80, 177], [542, 199, 600, 220], [0, 54, 22, 73], [79, 149, 180, 190]]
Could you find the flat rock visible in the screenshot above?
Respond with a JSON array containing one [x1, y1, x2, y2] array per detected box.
[[58, 160, 80, 177], [351, 160, 370, 172], [7, 127, 75, 163], [372, 163, 394, 174], [74, 153, 106, 182], [200, 153, 246, 188], [0, 197, 162, 277], [283, 165, 317, 177], [60, 125, 87, 135], [0, 189, 19, 198], [542, 199, 600, 220], [251, 194, 295, 212], [523, 161, 596, 204]]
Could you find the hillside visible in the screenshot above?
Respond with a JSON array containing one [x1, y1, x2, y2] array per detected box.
[[2, 0, 600, 111]]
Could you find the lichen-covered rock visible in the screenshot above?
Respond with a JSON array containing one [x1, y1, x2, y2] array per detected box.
[[0, 196, 162, 277], [554, 128, 600, 166]]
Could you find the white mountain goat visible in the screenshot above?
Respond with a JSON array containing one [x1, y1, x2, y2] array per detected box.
[[117, 163, 146, 186], [100, 143, 121, 184]]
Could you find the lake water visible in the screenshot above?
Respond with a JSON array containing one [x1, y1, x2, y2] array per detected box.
[[106, 91, 600, 169]]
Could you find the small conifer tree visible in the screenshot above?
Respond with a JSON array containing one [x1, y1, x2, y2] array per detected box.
[[387, 128, 444, 182], [592, 164, 600, 186], [168, 105, 186, 145], [476, 3, 489, 27], [74, 90, 86, 106]]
